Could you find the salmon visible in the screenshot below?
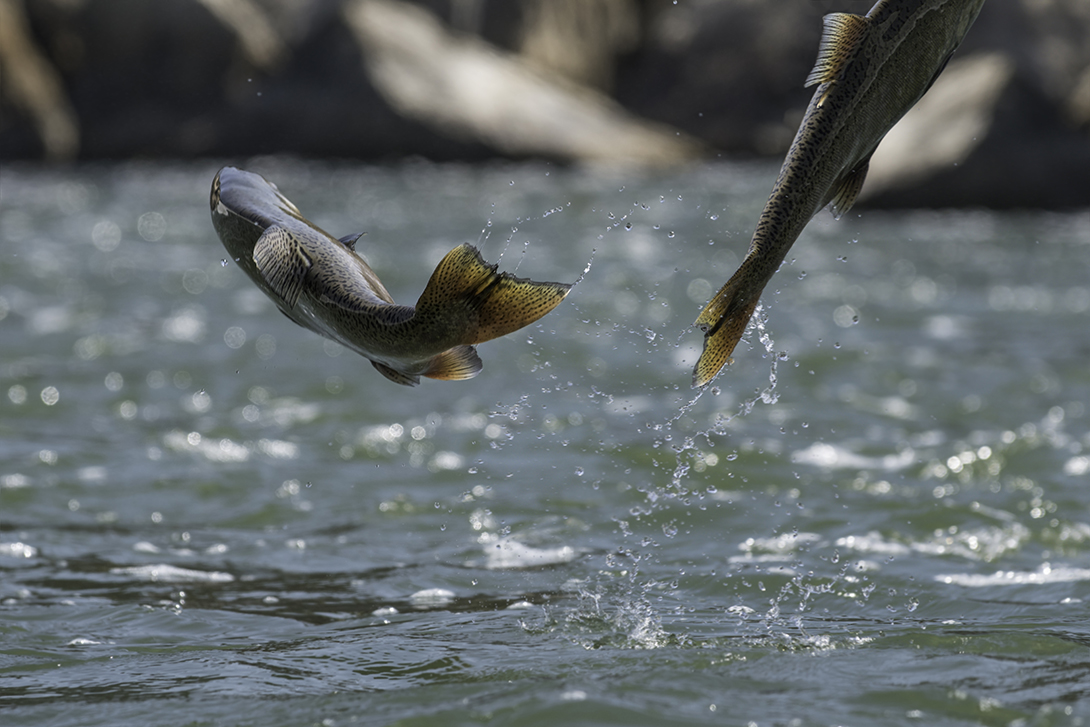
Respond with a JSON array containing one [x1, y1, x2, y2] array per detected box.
[[211, 167, 572, 386], [693, 0, 987, 387]]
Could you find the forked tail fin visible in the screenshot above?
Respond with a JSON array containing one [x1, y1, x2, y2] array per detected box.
[[416, 243, 572, 345], [692, 267, 761, 388]]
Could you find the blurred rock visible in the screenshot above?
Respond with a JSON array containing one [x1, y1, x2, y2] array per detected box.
[[343, 0, 700, 165], [615, 0, 827, 155], [861, 52, 1090, 210], [514, 0, 640, 92], [1, 0, 1087, 209], [0, 0, 79, 160]]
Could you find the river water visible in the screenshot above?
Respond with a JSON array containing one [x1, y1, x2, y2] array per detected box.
[[2, 159, 1088, 726]]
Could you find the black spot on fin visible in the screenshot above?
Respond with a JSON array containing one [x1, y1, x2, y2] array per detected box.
[[253, 226, 311, 308], [371, 360, 420, 386], [805, 12, 869, 88], [338, 232, 365, 251], [827, 155, 871, 219], [423, 345, 483, 381]]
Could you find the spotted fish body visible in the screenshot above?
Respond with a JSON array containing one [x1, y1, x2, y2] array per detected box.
[[210, 166, 572, 386], [692, 0, 986, 388]]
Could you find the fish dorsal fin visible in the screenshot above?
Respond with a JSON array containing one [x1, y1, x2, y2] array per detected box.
[[417, 243, 572, 345], [338, 232, 365, 251], [253, 226, 311, 309], [371, 360, 421, 387], [423, 345, 483, 381], [827, 155, 872, 219], [805, 12, 869, 88]]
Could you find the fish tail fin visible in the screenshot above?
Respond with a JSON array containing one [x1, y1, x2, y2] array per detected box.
[[417, 243, 572, 345], [692, 267, 761, 388]]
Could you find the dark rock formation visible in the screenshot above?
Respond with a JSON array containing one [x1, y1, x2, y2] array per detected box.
[[1, 0, 1087, 208], [861, 53, 1090, 210]]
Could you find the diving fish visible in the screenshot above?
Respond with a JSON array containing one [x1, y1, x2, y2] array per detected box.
[[210, 166, 572, 386], [692, 0, 986, 387]]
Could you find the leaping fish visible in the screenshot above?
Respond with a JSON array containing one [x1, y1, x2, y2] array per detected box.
[[692, 0, 986, 388], [210, 166, 573, 386]]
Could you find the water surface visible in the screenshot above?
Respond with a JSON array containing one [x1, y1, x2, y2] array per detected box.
[[2, 160, 1088, 726]]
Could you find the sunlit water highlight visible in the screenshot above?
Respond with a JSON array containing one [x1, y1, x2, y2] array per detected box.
[[1, 159, 1088, 726]]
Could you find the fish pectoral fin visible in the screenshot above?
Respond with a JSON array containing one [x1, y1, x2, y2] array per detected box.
[[253, 226, 311, 308], [338, 232, 365, 251], [804, 12, 869, 88], [417, 244, 572, 345], [692, 266, 762, 388], [423, 345, 483, 381], [828, 156, 871, 219], [371, 360, 421, 386]]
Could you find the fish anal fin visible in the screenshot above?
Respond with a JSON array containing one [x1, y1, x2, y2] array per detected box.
[[423, 345, 483, 381], [253, 226, 311, 308], [804, 12, 869, 88], [371, 360, 420, 386], [418, 244, 572, 345], [692, 266, 762, 388], [828, 156, 871, 219]]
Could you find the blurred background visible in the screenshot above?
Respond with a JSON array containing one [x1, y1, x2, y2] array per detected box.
[[2, 0, 1089, 209]]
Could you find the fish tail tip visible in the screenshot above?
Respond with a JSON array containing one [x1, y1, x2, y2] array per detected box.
[[424, 244, 572, 344], [690, 288, 759, 388], [691, 337, 736, 389], [473, 276, 571, 343]]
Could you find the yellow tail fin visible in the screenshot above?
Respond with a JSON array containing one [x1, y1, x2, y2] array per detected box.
[[417, 243, 572, 345], [692, 269, 760, 388]]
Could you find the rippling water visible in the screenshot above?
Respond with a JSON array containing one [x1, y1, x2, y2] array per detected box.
[[2, 159, 1088, 726]]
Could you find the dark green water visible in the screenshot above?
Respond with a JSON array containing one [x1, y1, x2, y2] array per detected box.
[[2, 159, 1088, 726]]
